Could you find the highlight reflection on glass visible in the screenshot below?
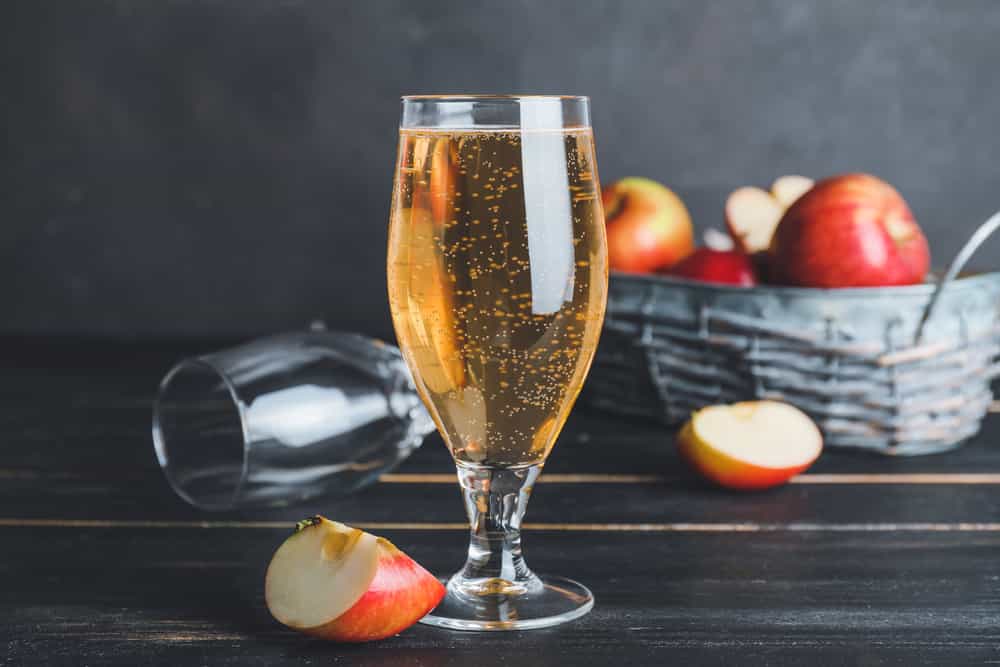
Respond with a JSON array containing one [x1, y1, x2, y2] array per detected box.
[[387, 95, 608, 630]]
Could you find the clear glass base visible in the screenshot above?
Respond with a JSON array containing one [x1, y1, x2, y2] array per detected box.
[[422, 461, 594, 631], [420, 574, 593, 631]]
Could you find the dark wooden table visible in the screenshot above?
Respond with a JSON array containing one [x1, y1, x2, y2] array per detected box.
[[3, 338, 1000, 666]]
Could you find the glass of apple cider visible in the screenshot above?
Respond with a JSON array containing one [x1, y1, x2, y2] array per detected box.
[[387, 95, 608, 630]]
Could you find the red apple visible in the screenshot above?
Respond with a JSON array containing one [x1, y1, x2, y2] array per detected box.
[[677, 401, 823, 490], [769, 173, 929, 288], [661, 247, 756, 287], [265, 516, 445, 642], [603, 177, 694, 273], [725, 186, 785, 254]]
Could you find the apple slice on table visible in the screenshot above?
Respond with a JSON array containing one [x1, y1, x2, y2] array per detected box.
[[725, 186, 785, 254], [770, 175, 814, 209], [265, 516, 445, 642], [678, 401, 822, 490]]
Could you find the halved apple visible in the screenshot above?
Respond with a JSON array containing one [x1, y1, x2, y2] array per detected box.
[[677, 401, 822, 490], [771, 175, 814, 209], [265, 516, 445, 642], [724, 186, 785, 254]]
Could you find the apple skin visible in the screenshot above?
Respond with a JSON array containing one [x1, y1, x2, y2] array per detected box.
[[661, 248, 757, 287], [677, 421, 816, 491], [305, 538, 445, 642], [768, 173, 930, 288], [750, 251, 772, 284], [603, 177, 694, 273]]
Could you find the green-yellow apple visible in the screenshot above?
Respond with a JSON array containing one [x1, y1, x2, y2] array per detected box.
[[602, 177, 694, 273]]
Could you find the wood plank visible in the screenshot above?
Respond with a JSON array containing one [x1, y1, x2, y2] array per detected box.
[[4, 518, 1000, 532], [381, 472, 1000, 484], [2, 526, 999, 665], [4, 397, 1000, 479], [0, 337, 999, 482], [3, 464, 1000, 526], [3, 338, 1000, 663]]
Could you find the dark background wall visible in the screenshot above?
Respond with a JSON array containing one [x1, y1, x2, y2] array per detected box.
[[4, 0, 999, 339]]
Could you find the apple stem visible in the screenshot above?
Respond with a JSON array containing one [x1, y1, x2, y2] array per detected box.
[[294, 516, 323, 533], [449, 462, 544, 599]]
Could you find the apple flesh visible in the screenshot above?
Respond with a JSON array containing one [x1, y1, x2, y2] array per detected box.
[[265, 516, 445, 642], [677, 401, 823, 490], [702, 227, 735, 252], [768, 173, 929, 288], [725, 186, 785, 254], [771, 175, 814, 209], [603, 177, 694, 273], [661, 247, 756, 287]]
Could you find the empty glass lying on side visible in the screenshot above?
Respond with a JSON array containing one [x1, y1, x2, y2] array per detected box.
[[152, 331, 435, 510]]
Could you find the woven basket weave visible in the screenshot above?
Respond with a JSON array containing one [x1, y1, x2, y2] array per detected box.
[[587, 270, 1000, 455]]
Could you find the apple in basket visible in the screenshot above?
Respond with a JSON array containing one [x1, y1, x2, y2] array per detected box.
[[603, 177, 695, 273], [768, 173, 930, 288], [678, 401, 823, 490], [266, 516, 445, 642], [660, 247, 757, 287]]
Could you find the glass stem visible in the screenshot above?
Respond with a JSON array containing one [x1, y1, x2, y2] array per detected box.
[[450, 461, 543, 597]]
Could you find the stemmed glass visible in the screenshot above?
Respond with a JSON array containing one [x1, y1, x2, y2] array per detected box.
[[387, 95, 608, 630]]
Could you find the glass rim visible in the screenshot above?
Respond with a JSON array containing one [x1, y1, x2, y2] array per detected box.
[[401, 94, 589, 103], [400, 94, 591, 130], [152, 356, 250, 511]]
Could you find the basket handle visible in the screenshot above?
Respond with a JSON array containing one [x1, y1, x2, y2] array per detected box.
[[914, 210, 1000, 344]]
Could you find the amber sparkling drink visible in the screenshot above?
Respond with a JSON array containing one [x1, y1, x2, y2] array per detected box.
[[388, 127, 606, 467], [387, 96, 607, 631]]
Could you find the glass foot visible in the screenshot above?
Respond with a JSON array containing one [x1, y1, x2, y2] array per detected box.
[[420, 574, 593, 631]]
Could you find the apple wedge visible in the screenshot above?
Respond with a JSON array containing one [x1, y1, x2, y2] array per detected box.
[[677, 401, 822, 490], [392, 207, 465, 394], [770, 175, 814, 209], [265, 516, 445, 642], [724, 186, 784, 254]]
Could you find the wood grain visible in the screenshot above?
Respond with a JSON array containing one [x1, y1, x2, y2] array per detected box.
[[3, 338, 1000, 665]]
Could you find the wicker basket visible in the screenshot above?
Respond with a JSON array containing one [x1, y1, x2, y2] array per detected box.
[[586, 220, 1000, 456]]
